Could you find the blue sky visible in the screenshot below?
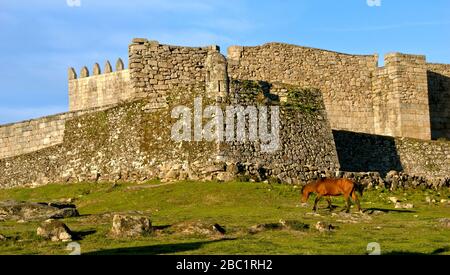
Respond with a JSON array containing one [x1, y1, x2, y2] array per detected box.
[[0, 0, 449, 124]]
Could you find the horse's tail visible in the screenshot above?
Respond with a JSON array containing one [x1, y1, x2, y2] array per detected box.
[[352, 180, 364, 198]]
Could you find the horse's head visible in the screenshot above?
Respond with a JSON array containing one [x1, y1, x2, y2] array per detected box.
[[301, 184, 311, 203]]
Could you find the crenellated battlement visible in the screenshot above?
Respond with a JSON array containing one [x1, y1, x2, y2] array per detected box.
[[69, 58, 125, 80], [68, 58, 132, 111]]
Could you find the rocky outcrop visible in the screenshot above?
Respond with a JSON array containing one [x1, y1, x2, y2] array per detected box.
[[249, 220, 309, 234], [315, 221, 336, 232], [0, 200, 79, 222], [110, 215, 153, 238], [36, 219, 73, 242], [438, 218, 450, 228], [169, 221, 226, 238]]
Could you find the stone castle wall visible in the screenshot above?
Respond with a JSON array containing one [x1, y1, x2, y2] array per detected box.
[[227, 43, 379, 135], [0, 39, 448, 189], [227, 43, 437, 141], [427, 63, 450, 139], [0, 107, 110, 159], [0, 82, 339, 188], [220, 80, 340, 184], [68, 59, 132, 111], [373, 53, 431, 140], [128, 39, 222, 109], [334, 131, 450, 180]]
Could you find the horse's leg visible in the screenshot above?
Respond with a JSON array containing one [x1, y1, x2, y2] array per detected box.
[[326, 197, 333, 210], [352, 191, 361, 212], [344, 194, 351, 213], [313, 195, 322, 212]]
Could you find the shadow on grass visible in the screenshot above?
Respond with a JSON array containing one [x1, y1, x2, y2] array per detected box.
[[363, 208, 416, 214], [84, 238, 236, 255], [153, 225, 172, 231], [73, 230, 97, 241], [383, 246, 450, 255]]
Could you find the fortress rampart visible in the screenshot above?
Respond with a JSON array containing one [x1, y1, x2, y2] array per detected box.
[[0, 38, 448, 188], [68, 59, 132, 111]]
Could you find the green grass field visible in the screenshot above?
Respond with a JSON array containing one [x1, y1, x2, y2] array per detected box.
[[0, 181, 449, 255]]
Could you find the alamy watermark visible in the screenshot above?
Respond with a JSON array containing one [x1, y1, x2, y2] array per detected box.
[[367, 242, 381, 255], [171, 97, 280, 153], [66, 242, 81, 255]]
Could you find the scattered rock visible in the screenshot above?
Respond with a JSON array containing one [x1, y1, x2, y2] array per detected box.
[[216, 172, 235, 182], [395, 203, 414, 209], [0, 200, 79, 222], [50, 208, 80, 219], [438, 218, 450, 228], [249, 223, 281, 234], [203, 164, 226, 174], [249, 220, 309, 234], [36, 219, 73, 242], [315, 221, 335, 232], [388, 197, 399, 204], [0, 234, 7, 241], [426, 196, 432, 203], [280, 220, 309, 231], [213, 223, 226, 234], [441, 199, 448, 204], [369, 210, 385, 216], [170, 221, 226, 237], [45, 202, 77, 210], [335, 212, 372, 223], [305, 212, 323, 217], [110, 215, 153, 238]]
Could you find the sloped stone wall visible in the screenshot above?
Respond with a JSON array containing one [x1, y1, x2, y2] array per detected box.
[[0, 107, 110, 159], [220, 80, 340, 184], [0, 80, 340, 188]]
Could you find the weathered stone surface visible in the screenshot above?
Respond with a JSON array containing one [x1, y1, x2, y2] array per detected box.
[[0, 200, 79, 221], [438, 218, 450, 228], [0, 233, 6, 241], [389, 197, 400, 204], [170, 221, 226, 237], [110, 215, 152, 238], [116, 58, 124, 71], [36, 219, 73, 242], [395, 203, 414, 209], [80, 66, 89, 78], [315, 221, 335, 232], [104, 60, 113, 73], [68, 67, 77, 80], [132, 38, 148, 44], [249, 220, 309, 234], [93, 63, 101, 75], [333, 212, 372, 224]]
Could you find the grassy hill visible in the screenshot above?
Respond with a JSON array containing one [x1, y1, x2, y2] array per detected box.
[[0, 181, 449, 255]]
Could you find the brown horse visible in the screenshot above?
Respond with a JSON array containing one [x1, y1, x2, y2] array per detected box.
[[301, 178, 362, 213]]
